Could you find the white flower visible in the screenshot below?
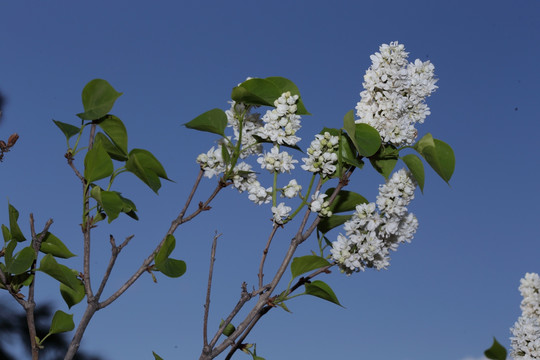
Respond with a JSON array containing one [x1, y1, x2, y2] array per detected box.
[[301, 132, 340, 177], [310, 191, 332, 217], [272, 202, 292, 224], [225, 101, 263, 158], [510, 273, 540, 359], [196, 145, 226, 178], [247, 181, 272, 205], [281, 179, 302, 198], [355, 42, 437, 146], [257, 91, 302, 146], [257, 145, 297, 173]]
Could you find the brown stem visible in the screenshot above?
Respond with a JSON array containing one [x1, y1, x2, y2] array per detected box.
[[203, 233, 221, 349], [257, 224, 279, 289], [95, 235, 134, 300]]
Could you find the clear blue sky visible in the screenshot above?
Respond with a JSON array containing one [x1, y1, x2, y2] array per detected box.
[[1, 1, 539, 359]]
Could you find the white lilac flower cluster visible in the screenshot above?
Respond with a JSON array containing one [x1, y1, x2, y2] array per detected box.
[[257, 145, 297, 173], [301, 132, 339, 177], [257, 92, 301, 146], [281, 179, 302, 199], [225, 101, 263, 158], [510, 272, 540, 359], [355, 42, 437, 146], [272, 202, 292, 224], [330, 169, 418, 273], [310, 191, 332, 217]]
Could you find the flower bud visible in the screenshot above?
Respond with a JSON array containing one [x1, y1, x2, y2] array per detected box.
[[7, 133, 19, 147]]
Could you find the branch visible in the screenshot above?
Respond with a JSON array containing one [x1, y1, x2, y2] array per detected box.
[[257, 224, 279, 289], [95, 234, 134, 300], [203, 232, 221, 349]]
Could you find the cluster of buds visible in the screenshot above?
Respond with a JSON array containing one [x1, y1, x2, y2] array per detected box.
[[0, 133, 19, 162]]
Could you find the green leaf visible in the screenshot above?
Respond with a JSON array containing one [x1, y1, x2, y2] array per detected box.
[[155, 235, 186, 278], [401, 154, 425, 192], [184, 108, 228, 137], [369, 145, 399, 179], [291, 255, 330, 279], [219, 319, 236, 337], [77, 79, 123, 120], [2, 224, 11, 243], [251, 135, 303, 153], [305, 280, 342, 307], [94, 132, 128, 161], [52, 120, 81, 142], [49, 310, 74, 334], [8, 203, 26, 242], [4, 240, 17, 269], [96, 115, 128, 154], [352, 123, 381, 157], [264, 76, 310, 115], [10, 273, 33, 291], [60, 276, 85, 309], [413, 133, 455, 183], [6, 246, 35, 275], [317, 214, 353, 233], [125, 149, 170, 194], [484, 337, 507, 360], [231, 78, 282, 107], [39, 232, 76, 259], [38, 254, 80, 291], [84, 143, 114, 183], [152, 352, 164, 360], [342, 110, 356, 140], [324, 189, 368, 214], [101, 191, 124, 223]]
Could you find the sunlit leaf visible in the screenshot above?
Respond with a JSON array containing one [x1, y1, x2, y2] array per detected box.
[[305, 280, 342, 307], [52, 120, 81, 142], [39, 232, 76, 259], [125, 149, 170, 194], [84, 143, 114, 183], [60, 275, 85, 309], [291, 255, 330, 279], [8, 203, 26, 242], [38, 254, 80, 291], [231, 78, 281, 107], [264, 76, 310, 115], [77, 79, 122, 120], [401, 154, 425, 192], [369, 145, 399, 179], [96, 115, 128, 154], [352, 123, 381, 157], [49, 310, 74, 334], [413, 133, 455, 183], [6, 246, 35, 275]]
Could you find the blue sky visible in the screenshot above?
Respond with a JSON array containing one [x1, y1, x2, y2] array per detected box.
[[1, 1, 539, 359]]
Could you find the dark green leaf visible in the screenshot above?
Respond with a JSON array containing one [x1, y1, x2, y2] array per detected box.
[[413, 133, 455, 183], [8, 203, 26, 242], [49, 310, 74, 334], [77, 79, 122, 120], [155, 258, 186, 278], [10, 273, 33, 291], [369, 145, 399, 179], [96, 115, 128, 154], [2, 224, 11, 243], [184, 108, 227, 136], [4, 240, 17, 269], [305, 280, 342, 307], [251, 135, 303, 152], [219, 319, 236, 337], [264, 76, 310, 115], [39, 232, 76, 259], [94, 132, 128, 161], [7, 246, 35, 275], [152, 352, 164, 360], [52, 120, 81, 141], [352, 123, 381, 157], [291, 255, 330, 279], [101, 191, 124, 223], [125, 149, 170, 194], [84, 143, 114, 183], [401, 154, 425, 192], [231, 78, 282, 107], [342, 110, 356, 140], [324, 189, 368, 213], [340, 131, 364, 169], [60, 276, 85, 309], [38, 254, 80, 291], [317, 214, 353, 233], [484, 337, 507, 360]]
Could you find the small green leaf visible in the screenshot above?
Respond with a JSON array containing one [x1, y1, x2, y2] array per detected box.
[[305, 280, 342, 307], [52, 120, 81, 142], [352, 123, 381, 157], [219, 319, 236, 337], [152, 352, 164, 360], [291, 255, 330, 279], [342, 110, 356, 140], [101, 191, 124, 223], [324, 189, 368, 214], [84, 143, 114, 183], [401, 154, 425, 192], [39, 232, 76, 259], [413, 133, 455, 183], [10, 273, 33, 291], [8, 203, 26, 242], [369, 145, 399, 179], [184, 108, 227, 137], [2, 224, 11, 243], [125, 149, 170, 194], [251, 135, 303, 153], [264, 76, 310, 115], [317, 214, 353, 233], [60, 276, 85, 309], [4, 240, 17, 269], [231, 78, 282, 107], [276, 301, 292, 313], [484, 337, 507, 360], [6, 246, 35, 275], [96, 115, 128, 154], [49, 310, 74, 335], [154, 235, 187, 278], [94, 132, 128, 161], [77, 79, 122, 120], [38, 254, 80, 291]]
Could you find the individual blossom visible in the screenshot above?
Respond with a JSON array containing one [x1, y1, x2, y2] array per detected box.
[[331, 169, 418, 273], [247, 180, 272, 205], [225, 101, 263, 158], [257, 91, 301, 146], [196, 145, 226, 178], [301, 132, 339, 177], [355, 42, 437, 146], [271, 202, 292, 224], [511, 272, 540, 359], [257, 145, 297, 173], [310, 191, 332, 217], [281, 179, 302, 199], [230, 162, 257, 193]]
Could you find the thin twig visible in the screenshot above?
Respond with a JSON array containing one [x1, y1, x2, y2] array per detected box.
[[95, 234, 134, 300], [257, 224, 279, 289], [82, 123, 97, 299], [179, 168, 204, 220], [203, 232, 221, 348]]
